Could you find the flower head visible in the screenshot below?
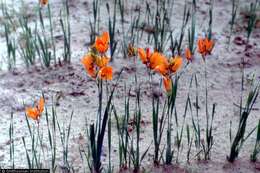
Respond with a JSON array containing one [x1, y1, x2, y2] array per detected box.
[[40, 0, 48, 6], [26, 97, 45, 121], [197, 38, 206, 55], [98, 66, 113, 80], [197, 37, 214, 57], [81, 54, 96, 78], [95, 32, 110, 54]]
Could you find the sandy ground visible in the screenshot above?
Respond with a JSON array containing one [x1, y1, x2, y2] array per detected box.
[[0, 0, 260, 172]]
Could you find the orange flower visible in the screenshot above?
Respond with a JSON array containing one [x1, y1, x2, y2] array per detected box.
[[98, 66, 113, 80], [138, 48, 151, 64], [197, 37, 214, 57], [81, 54, 96, 78], [40, 0, 48, 5], [185, 48, 192, 62], [149, 52, 169, 70], [197, 38, 206, 56], [26, 97, 45, 121], [169, 56, 183, 73], [163, 76, 172, 93], [95, 32, 110, 54]]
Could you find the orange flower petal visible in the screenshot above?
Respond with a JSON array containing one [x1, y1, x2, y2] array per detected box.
[[81, 54, 96, 78], [163, 76, 172, 93], [98, 66, 113, 80], [145, 48, 151, 62], [37, 97, 45, 114], [169, 56, 183, 73], [205, 38, 214, 54], [102, 32, 110, 43], [185, 48, 192, 61], [138, 48, 147, 64]]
